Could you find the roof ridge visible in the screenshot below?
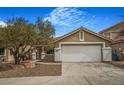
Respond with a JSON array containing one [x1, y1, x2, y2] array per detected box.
[[80, 26, 112, 41], [55, 27, 112, 42]]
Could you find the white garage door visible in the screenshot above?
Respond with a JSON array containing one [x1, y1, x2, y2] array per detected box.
[[61, 45, 102, 62]]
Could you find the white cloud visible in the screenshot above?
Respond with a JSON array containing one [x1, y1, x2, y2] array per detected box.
[[44, 7, 99, 36], [0, 20, 7, 27], [44, 7, 98, 28]]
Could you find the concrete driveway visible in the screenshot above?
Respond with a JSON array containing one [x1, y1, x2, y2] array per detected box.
[[1, 62, 124, 85]]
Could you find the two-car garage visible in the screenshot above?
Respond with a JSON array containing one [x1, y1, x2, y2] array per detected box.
[[54, 27, 112, 62], [61, 44, 102, 62]]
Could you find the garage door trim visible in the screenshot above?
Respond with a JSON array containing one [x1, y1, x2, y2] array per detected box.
[[59, 42, 105, 48], [59, 42, 105, 62]]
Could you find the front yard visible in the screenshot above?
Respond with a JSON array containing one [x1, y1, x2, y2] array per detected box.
[[0, 63, 61, 78], [1, 62, 124, 84]]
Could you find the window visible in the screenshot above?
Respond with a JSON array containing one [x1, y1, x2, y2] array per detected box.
[[47, 49, 54, 54], [0, 48, 4, 55], [79, 31, 84, 41]]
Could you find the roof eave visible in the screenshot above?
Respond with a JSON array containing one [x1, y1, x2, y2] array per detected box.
[[55, 27, 112, 43]]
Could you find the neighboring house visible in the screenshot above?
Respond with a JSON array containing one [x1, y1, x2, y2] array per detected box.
[[54, 27, 112, 62], [99, 21, 124, 61]]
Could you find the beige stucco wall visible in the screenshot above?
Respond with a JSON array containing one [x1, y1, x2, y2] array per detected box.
[[55, 29, 111, 48], [5, 49, 14, 63], [103, 48, 112, 61]]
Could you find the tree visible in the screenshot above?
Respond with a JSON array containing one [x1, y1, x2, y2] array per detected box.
[[35, 17, 55, 47], [0, 17, 37, 64], [0, 17, 55, 64]]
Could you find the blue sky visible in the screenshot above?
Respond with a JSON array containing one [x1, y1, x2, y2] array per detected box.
[[0, 7, 124, 36]]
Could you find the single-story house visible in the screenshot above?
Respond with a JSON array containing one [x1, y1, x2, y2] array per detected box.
[[99, 21, 124, 61], [0, 27, 112, 63], [54, 27, 112, 62]]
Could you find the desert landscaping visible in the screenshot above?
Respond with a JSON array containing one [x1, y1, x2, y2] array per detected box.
[[0, 62, 61, 78]]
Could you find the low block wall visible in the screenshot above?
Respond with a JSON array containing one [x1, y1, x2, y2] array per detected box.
[[41, 54, 54, 62]]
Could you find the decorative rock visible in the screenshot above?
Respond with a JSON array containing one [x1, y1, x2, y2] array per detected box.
[[22, 60, 35, 68]]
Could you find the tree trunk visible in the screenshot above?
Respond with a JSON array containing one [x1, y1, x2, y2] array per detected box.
[[10, 47, 32, 64], [14, 55, 21, 64]]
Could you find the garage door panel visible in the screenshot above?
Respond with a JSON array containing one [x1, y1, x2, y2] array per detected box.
[[61, 45, 101, 62]]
